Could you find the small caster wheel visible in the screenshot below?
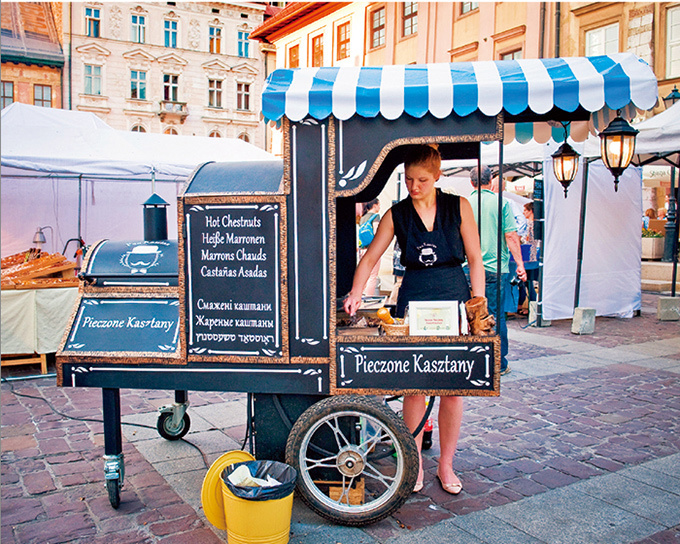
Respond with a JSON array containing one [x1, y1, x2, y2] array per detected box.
[[107, 478, 120, 509], [157, 412, 190, 441]]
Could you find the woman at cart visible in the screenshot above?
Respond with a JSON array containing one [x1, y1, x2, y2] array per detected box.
[[344, 144, 486, 495]]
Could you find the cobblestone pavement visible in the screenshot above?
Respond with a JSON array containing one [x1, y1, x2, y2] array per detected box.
[[2, 292, 679, 543]]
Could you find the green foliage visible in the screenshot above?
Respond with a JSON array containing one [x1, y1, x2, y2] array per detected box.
[[642, 228, 664, 238]]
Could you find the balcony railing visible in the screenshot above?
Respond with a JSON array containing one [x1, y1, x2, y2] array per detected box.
[[158, 101, 188, 123]]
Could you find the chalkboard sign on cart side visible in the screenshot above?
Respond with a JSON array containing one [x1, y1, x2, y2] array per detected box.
[[180, 197, 288, 362], [333, 335, 500, 396]]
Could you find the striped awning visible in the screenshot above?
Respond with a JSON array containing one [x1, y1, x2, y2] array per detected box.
[[262, 53, 658, 124]]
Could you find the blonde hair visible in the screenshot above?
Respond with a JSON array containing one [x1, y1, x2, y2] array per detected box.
[[403, 144, 441, 176]]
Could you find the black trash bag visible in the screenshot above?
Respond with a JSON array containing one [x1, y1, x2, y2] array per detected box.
[[222, 460, 297, 501]]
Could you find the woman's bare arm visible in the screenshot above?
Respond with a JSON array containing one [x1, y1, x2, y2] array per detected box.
[[343, 210, 395, 315], [459, 198, 486, 298]]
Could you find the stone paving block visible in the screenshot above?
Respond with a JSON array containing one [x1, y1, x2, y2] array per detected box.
[[191, 400, 248, 430], [658, 297, 680, 321], [14, 512, 97, 544], [162, 469, 206, 514], [158, 527, 224, 544], [452, 510, 545, 543], [381, 518, 483, 544], [573, 472, 680, 527], [491, 486, 665, 544], [154, 454, 207, 477], [179, 429, 241, 456], [0, 497, 44, 526], [636, 454, 680, 479], [617, 464, 680, 495]]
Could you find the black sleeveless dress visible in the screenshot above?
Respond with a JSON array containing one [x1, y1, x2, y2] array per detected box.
[[391, 190, 471, 318]]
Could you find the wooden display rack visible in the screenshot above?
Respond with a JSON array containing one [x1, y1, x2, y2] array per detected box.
[[1, 353, 48, 374]]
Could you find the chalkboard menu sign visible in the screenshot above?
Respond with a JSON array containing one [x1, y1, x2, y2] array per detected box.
[[185, 202, 282, 358], [336, 341, 497, 394], [64, 297, 180, 354]]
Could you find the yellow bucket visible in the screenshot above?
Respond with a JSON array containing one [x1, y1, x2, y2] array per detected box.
[[220, 484, 294, 544]]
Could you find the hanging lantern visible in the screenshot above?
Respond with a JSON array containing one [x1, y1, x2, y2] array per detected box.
[[598, 115, 639, 192], [551, 142, 580, 197], [663, 86, 680, 109]]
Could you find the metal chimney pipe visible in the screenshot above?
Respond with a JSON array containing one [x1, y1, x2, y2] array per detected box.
[[143, 193, 169, 241]]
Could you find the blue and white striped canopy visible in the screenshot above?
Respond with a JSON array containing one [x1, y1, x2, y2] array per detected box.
[[262, 53, 658, 123]]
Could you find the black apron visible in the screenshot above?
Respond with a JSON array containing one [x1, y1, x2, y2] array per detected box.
[[392, 191, 471, 318]]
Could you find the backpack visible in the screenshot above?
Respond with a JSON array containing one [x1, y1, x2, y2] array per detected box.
[[358, 213, 378, 248]]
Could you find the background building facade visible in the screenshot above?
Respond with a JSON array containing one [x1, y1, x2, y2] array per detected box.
[[62, 2, 267, 144], [1, 3, 65, 110]]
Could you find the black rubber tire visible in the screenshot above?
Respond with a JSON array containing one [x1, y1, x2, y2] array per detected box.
[[157, 412, 191, 441], [285, 395, 418, 526], [107, 478, 120, 509]]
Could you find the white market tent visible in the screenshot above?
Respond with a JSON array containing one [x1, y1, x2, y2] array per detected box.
[[1, 103, 277, 257]]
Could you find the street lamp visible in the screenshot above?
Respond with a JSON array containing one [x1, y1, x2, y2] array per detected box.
[[599, 114, 639, 192], [663, 86, 680, 109], [551, 141, 580, 197]]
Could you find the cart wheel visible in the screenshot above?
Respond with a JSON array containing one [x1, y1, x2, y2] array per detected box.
[[285, 395, 418, 526], [157, 412, 191, 441], [106, 478, 120, 509]]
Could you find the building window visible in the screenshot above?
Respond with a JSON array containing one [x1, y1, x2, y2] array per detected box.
[[311, 35, 323, 67], [288, 44, 299, 68], [131, 125, 146, 132], [130, 70, 146, 100], [337, 22, 350, 61], [84, 64, 102, 95], [209, 130, 221, 138], [131, 14, 145, 43], [165, 20, 177, 48], [238, 132, 250, 143], [238, 31, 250, 57], [236, 83, 250, 110], [461, 2, 478, 15], [403, 2, 418, 37], [34, 85, 52, 108], [165, 127, 178, 135], [668, 6, 680, 78], [85, 7, 100, 38], [585, 22, 619, 56], [164, 74, 178, 102], [2, 81, 14, 109], [209, 26, 222, 54], [370, 8, 385, 49], [208, 79, 222, 108], [501, 50, 522, 61]]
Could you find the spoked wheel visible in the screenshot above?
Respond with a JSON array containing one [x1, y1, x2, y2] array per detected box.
[[285, 395, 418, 526], [157, 412, 191, 441], [106, 478, 120, 509]]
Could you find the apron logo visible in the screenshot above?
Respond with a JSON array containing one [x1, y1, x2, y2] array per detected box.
[[417, 243, 438, 266]]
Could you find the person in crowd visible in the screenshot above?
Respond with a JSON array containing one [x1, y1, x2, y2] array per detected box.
[[469, 166, 527, 375], [658, 207, 667, 220], [344, 144, 486, 495], [357, 199, 381, 296], [643, 208, 656, 229], [518, 202, 539, 315]]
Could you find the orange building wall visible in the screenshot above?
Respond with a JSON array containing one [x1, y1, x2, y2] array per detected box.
[[1, 63, 62, 108]]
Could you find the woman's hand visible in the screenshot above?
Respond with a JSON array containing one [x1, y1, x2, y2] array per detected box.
[[344, 291, 362, 316]]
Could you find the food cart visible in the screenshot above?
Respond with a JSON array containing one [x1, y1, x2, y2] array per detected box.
[[57, 54, 657, 525]]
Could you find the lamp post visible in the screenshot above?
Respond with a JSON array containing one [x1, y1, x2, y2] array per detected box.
[[662, 88, 679, 267], [599, 115, 639, 192]]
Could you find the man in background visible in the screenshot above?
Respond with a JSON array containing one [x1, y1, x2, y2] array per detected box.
[[469, 166, 527, 375]]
